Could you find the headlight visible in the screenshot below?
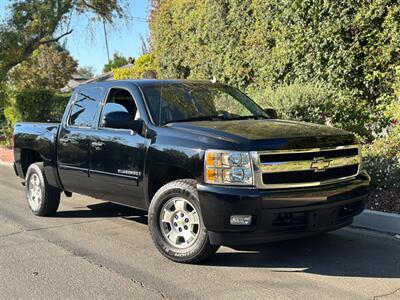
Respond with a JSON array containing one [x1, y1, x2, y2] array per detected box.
[[204, 150, 253, 185]]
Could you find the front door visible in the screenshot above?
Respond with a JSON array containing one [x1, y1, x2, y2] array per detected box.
[[89, 88, 149, 209]]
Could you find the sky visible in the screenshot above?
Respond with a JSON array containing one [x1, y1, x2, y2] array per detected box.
[[0, 0, 150, 75]]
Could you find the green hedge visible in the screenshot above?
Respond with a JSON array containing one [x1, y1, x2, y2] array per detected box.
[[150, 0, 400, 140], [363, 127, 400, 189], [5, 88, 71, 126]]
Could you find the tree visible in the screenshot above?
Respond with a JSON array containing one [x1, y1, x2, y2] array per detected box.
[[103, 52, 129, 73], [77, 66, 95, 78], [0, 0, 128, 79], [9, 45, 77, 90]]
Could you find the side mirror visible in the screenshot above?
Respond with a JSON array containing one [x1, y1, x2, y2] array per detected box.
[[102, 103, 143, 132], [264, 107, 278, 119]]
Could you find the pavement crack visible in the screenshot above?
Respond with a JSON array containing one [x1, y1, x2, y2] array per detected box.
[[0, 219, 106, 238], [61, 248, 168, 299], [373, 288, 400, 299]]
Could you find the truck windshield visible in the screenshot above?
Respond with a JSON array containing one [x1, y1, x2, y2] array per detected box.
[[140, 82, 269, 126]]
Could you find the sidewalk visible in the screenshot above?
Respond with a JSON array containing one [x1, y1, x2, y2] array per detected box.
[[0, 146, 13, 163]]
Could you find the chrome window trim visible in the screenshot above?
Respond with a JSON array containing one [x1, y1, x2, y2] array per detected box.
[[250, 144, 361, 189]]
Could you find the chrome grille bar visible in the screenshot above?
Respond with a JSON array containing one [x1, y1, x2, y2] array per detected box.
[[259, 156, 360, 173], [251, 145, 361, 189]]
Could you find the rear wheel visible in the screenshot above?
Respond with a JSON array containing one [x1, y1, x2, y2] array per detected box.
[[26, 163, 60, 216], [148, 179, 219, 263]]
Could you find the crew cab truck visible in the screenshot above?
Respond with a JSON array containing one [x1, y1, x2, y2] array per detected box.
[[13, 80, 370, 263]]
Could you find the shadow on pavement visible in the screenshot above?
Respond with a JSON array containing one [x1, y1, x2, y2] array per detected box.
[[56, 201, 400, 279], [54, 201, 148, 225], [205, 232, 400, 279]]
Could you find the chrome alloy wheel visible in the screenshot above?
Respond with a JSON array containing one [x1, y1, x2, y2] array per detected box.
[[28, 174, 42, 211], [159, 197, 200, 249]]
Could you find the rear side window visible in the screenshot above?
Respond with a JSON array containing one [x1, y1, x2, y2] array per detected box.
[[69, 88, 102, 127]]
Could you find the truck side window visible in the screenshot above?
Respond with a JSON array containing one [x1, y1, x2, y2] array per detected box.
[[101, 88, 139, 127], [69, 88, 102, 127]]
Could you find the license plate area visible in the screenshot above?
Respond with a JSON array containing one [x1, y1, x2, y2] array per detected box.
[[307, 208, 339, 231]]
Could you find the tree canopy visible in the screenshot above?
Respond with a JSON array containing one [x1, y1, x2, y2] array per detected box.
[[103, 52, 130, 73], [10, 44, 77, 90], [0, 0, 128, 79]]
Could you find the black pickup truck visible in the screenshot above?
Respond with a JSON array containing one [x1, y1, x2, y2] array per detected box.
[[13, 80, 370, 263]]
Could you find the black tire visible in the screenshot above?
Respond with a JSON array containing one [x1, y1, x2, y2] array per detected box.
[[25, 162, 60, 216], [148, 179, 219, 263]]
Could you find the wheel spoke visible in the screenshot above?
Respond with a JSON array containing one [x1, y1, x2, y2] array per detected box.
[[182, 230, 195, 243], [188, 211, 199, 225], [161, 209, 174, 224], [174, 199, 185, 212], [167, 230, 179, 244]]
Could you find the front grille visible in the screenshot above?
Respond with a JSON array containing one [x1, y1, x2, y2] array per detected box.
[[260, 148, 358, 163], [262, 165, 359, 184], [253, 145, 361, 189]]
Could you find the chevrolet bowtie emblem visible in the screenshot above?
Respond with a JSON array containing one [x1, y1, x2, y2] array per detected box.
[[310, 157, 331, 172]]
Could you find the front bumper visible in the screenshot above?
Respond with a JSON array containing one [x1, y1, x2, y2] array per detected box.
[[197, 171, 370, 246]]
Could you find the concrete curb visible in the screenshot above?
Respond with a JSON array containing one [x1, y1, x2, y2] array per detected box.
[[353, 209, 400, 235]]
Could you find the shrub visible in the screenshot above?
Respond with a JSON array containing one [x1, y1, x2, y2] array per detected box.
[[247, 82, 390, 141], [363, 128, 400, 189], [363, 127, 400, 213], [247, 81, 334, 125], [113, 53, 158, 80], [5, 88, 71, 126]]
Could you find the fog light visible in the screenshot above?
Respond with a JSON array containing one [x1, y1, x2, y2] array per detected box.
[[230, 215, 252, 226]]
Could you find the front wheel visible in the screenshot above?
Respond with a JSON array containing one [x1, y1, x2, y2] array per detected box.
[[148, 179, 219, 263]]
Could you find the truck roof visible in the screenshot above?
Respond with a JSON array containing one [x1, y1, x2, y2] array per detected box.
[[75, 79, 216, 90]]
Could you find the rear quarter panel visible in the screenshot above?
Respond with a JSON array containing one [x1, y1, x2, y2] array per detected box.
[[13, 122, 61, 188]]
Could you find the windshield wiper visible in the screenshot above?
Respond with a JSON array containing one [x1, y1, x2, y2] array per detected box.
[[228, 115, 269, 121], [165, 115, 228, 124]]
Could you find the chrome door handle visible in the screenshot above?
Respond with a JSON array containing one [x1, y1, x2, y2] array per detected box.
[[59, 138, 70, 145], [91, 141, 104, 150]]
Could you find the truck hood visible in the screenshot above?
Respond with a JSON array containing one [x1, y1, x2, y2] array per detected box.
[[166, 119, 357, 150]]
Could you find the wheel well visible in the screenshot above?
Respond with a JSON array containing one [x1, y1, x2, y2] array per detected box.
[[148, 165, 195, 201], [21, 149, 42, 176]]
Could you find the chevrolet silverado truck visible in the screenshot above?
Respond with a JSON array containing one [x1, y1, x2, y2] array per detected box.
[[13, 80, 370, 263]]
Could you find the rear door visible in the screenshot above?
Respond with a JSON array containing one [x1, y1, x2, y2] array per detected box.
[[57, 87, 102, 195]]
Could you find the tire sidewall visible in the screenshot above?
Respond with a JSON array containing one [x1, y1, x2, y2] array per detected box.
[[26, 163, 46, 215], [149, 185, 209, 262]]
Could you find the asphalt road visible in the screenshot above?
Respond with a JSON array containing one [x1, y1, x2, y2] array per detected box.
[[0, 163, 399, 300]]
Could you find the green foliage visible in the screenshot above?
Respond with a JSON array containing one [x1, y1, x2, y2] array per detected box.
[[0, 0, 128, 78], [150, 0, 400, 140], [247, 81, 334, 124], [103, 53, 129, 73], [5, 88, 71, 126], [9, 45, 77, 90], [113, 53, 158, 79], [363, 128, 400, 189], [77, 66, 95, 78]]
